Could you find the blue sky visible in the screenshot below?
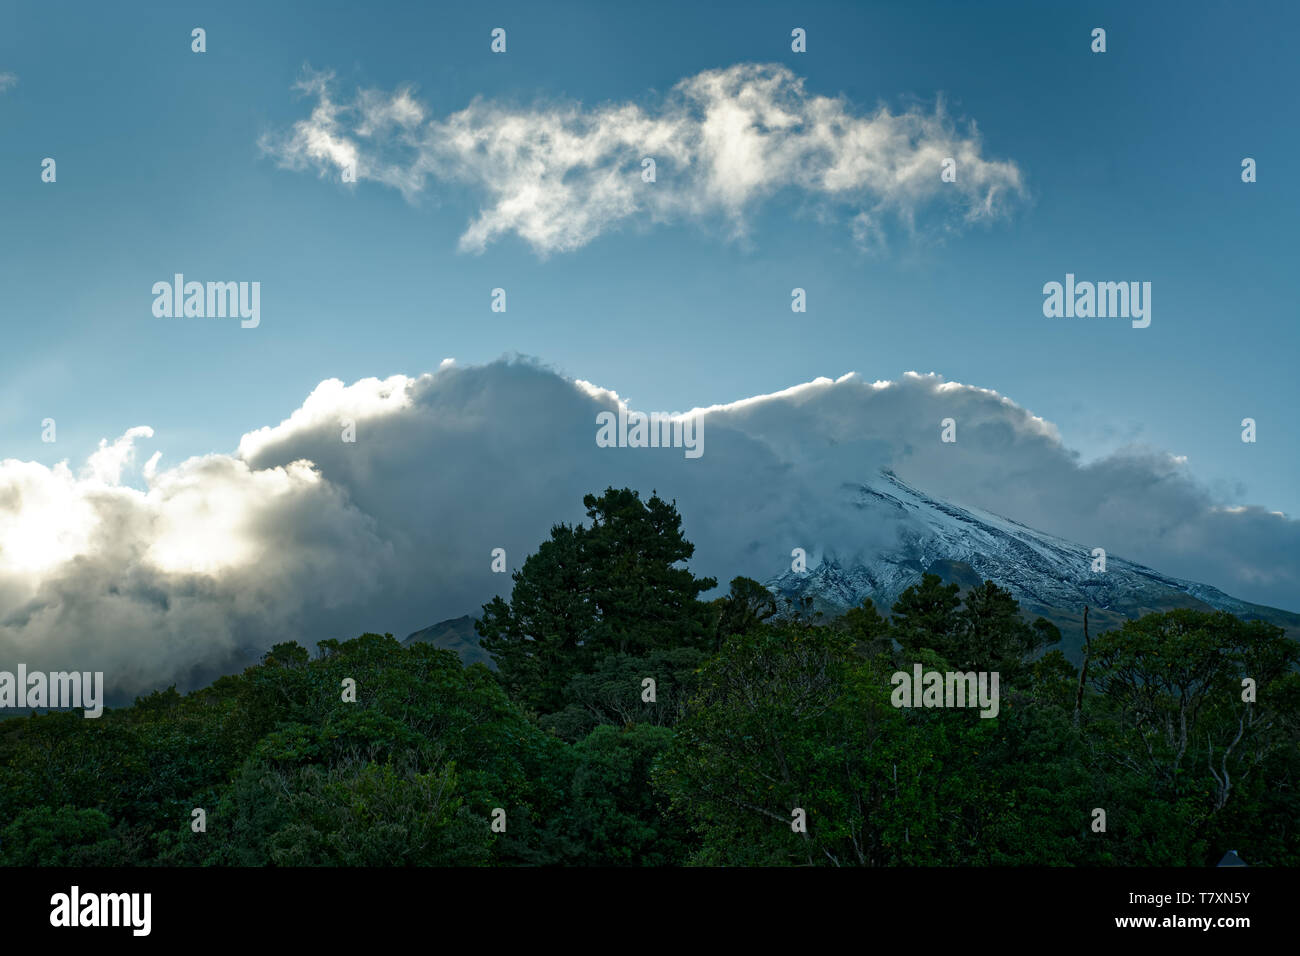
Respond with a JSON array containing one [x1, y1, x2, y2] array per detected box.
[[1, 0, 1296, 520]]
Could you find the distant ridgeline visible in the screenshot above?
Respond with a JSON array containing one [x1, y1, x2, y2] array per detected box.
[[762, 471, 1300, 662], [403, 615, 495, 670]]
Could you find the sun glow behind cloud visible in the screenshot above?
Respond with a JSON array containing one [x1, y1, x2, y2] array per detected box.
[[1, 359, 1295, 699]]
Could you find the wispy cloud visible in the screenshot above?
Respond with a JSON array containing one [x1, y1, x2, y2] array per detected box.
[[0, 72, 18, 93], [260, 63, 1025, 255]]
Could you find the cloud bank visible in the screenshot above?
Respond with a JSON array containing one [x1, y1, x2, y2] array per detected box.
[[260, 63, 1024, 254], [2, 359, 1294, 700]]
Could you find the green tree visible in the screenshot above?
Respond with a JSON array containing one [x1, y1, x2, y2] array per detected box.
[[478, 488, 716, 715], [565, 724, 696, 865], [540, 646, 707, 742], [1084, 608, 1300, 861], [839, 597, 893, 658], [0, 806, 140, 866], [657, 620, 1000, 866], [890, 573, 961, 660], [713, 576, 778, 647], [955, 579, 1059, 673]]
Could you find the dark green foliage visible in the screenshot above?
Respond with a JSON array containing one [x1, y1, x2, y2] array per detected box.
[[477, 523, 589, 714], [890, 573, 962, 657], [1081, 610, 1300, 864], [714, 576, 778, 647], [563, 724, 694, 865], [655, 584, 1298, 866], [478, 487, 716, 716], [955, 579, 1060, 673], [1, 489, 1295, 867], [838, 597, 893, 658], [0, 806, 140, 866], [540, 647, 707, 743]]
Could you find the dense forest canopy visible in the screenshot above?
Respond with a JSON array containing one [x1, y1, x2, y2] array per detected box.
[[2, 488, 1296, 866]]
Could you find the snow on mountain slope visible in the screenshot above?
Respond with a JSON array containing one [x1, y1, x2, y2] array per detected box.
[[765, 470, 1300, 649]]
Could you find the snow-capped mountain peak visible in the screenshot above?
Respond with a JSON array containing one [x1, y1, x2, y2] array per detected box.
[[765, 470, 1298, 654]]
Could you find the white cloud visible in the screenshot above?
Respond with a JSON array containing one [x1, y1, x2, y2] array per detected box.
[[83, 426, 154, 485], [0, 72, 16, 93], [0, 437, 395, 698], [1, 359, 1294, 701], [260, 64, 1024, 254], [237, 374, 415, 461]]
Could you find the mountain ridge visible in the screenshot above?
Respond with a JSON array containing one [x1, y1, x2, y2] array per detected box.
[[408, 470, 1298, 667], [764, 470, 1300, 659]]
